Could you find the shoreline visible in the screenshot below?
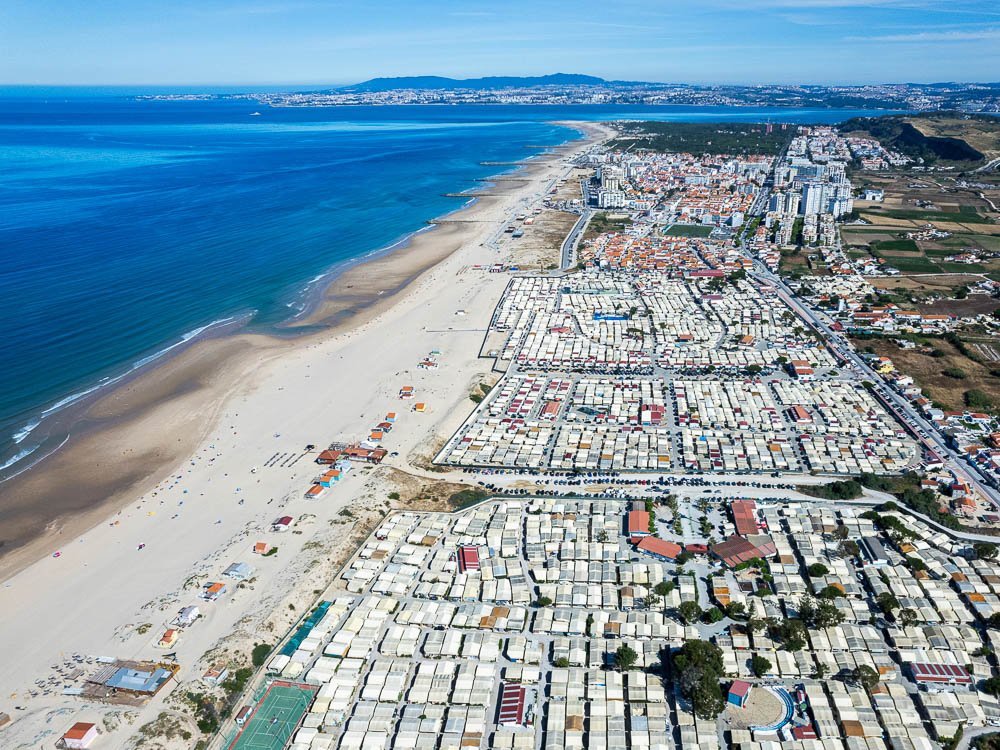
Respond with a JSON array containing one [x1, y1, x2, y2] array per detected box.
[[0, 120, 607, 581]]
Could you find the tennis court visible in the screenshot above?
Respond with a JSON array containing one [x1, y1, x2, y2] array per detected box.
[[227, 681, 316, 750]]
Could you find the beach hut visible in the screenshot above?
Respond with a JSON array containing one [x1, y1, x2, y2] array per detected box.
[[158, 629, 179, 648], [385, 412, 397, 423], [413, 403, 426, 413], [272, 516, 294, 532], [223, 562, 254, 580], [399, 386, 414, 399], [175, 605, 200, 627], [201, 582, 226, 601], [202, 666, 229, 687], [61, 722, 99, 749], [253, 542, 273, 555], [305, 484, 326, 499], [728, 680, 752, 708]]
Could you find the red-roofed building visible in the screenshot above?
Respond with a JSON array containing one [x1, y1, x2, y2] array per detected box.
[[457, 545, 480, 573], [730, 499, 758, 537], [711, 535, 776, 568], [728, 680, 752, 707], [271, 516, 294, 532], [498, 682, 527, 726], [792, 725, 818, 740], [62, 723, 99, 749], [315, 449, 343, 465], [636, 536, 681, 561], [627, 510, 651, 540], [910, 662, 972, 688]]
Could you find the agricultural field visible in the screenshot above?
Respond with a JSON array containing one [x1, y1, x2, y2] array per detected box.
[[852, 335, 1000, 414], [840, 173, 1000, 277]]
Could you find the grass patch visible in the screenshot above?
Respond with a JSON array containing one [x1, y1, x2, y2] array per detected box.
[[797, 480, 863, 500], [584, 212, 632, 240], [665, 223, 713, 238], [448, 487, 489, 510], [872, 239, 919, 253], [867, 208, 993, 224], [879, 256, 941, 273]]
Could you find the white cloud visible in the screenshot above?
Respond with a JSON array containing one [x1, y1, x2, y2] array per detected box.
[[847, 27, 1000, 42]]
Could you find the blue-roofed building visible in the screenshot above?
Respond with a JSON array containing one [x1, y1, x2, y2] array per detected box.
[[105, 667, 172, 695]]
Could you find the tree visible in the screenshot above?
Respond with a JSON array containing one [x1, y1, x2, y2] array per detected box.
[[813, 663, 829, 680], [832, 525, 850, 541], [615, 644, 638, 672], [983, 676, 1000, 698], [725, 602, 747, 620], [819, 584, 846, 600], [876, 592, 900, 614], [553, 657, 570, 668], [673, 641, 726, 719], [815, 600, 845, 629], [750, 654, 772, 677], [678, 600, 703, 625], [251, 643, 273, 668], [807, 562, 829, 578], [644, 593, 661, 609], [838, 540, 861, 559], [898, 608, 918, 629], [703, 607, 724, 624], [974, 542, 999, 561], [797, 596, 816, 624], [852, 665, 880, 691], [535, 596, 552, 607], [654, 581, 676, 598]]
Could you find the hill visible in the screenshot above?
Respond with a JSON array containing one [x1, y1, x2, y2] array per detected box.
[[840, 113, 998, 165], [339, 73, 609, 93]]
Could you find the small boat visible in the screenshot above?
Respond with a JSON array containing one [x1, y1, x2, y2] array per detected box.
[[137, 543, 145, 550], [250, 111, 262, 116], [52, 551, 61, 558]]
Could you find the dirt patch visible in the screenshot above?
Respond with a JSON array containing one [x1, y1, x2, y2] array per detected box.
[[852, 336, 1000, 413], [381, 467, 489, 512], [871, 275, 985, 292], [918, 297, 1000, 317], [504, 209, 578, 270]]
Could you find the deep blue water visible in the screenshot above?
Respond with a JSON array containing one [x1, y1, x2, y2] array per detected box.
[[0, 96, 902, 476]]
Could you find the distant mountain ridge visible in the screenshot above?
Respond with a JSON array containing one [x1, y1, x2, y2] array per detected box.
[[338, 73, 614, 93]]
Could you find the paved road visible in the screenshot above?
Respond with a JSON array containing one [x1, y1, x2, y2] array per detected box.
[[560, 209, 593, 270]]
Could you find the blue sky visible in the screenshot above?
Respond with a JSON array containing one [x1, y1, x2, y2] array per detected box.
[[2, 0, 999, 86]]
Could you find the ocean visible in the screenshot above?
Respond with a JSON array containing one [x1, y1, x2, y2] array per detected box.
[[0, 94, 899, 477]]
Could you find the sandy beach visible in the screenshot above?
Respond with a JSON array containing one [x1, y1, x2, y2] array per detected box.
[[0, 121, 612, 747]]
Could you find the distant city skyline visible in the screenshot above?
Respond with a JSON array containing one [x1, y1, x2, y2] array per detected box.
[[3, 0, 1000, 86]]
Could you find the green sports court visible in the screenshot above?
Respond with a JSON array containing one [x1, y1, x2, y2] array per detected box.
[[226, 681, 317, 750]]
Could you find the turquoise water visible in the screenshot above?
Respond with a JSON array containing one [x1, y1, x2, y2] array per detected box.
[[0, 96, 899, 475]]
